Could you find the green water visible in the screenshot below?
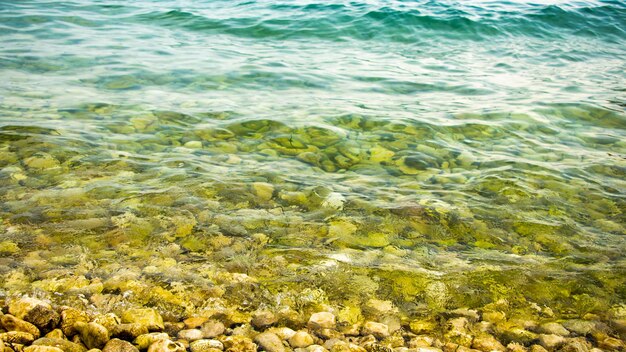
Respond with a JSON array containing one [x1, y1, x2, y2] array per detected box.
[[0, 0, 625, 324]]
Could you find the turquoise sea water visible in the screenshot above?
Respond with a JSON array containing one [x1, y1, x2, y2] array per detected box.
[[1, 0, 626, 322]]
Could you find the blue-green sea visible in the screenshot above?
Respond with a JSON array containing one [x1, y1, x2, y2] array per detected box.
[[1, 0, 626, 333]]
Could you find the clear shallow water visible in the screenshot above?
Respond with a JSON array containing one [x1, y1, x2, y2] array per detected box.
[[0, 0, 625, 321]]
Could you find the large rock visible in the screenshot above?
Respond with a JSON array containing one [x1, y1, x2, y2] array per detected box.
[[61, 308, 90, 337], [45, 329, 66, 339], [111, 324, 148, 341], [102, 339, 139, 352], [121, 309, 163, 332], [0, 314, 41, 338], [562, 320, 598, 336], [8, 297, 60, 333], [32, 337, 88, 352], [147, 339, 186, 352], [74, 322, 110, 349], [254, 332, 285, 352], [308, 313, 336, 330]]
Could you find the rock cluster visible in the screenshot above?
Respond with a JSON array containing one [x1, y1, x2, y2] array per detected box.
[[1, 297, 625, 352]]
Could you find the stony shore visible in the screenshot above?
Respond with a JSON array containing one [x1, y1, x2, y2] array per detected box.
[[0, 296, 624, 352]]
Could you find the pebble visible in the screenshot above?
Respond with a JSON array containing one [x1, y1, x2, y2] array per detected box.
[[121, 309, 164, 332], [102, 339, 138, 352], [562, 320, 597, 336], [44, 330, 66, 340], [254, 332, 285, 352], [0, 314, 41, 338], [308, 313, 336, 330], [74, 322, 110, 350], [267, 327, 296, 341], [190, 339, 224, 352], [538, 334, 565, 349], [251, 311, 278, 330], [200, 320, 225, 339], [177, 329, 203, 342], [147, 339, 186, 352], [361, 322, 389, 339], [111, 324, 149, 341], [60, 308, 90, 337], [289, 331, 315, 348], [183, 318, 208, 330], [470, 334, 505, 351], [219, 335, 257, 352], [9, 297, 60, 333], [538, 322, 569, 336], [134, 333, 170, 350]]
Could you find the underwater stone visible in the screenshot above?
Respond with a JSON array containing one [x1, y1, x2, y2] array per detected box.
[[121, 309, 163, 332], [93, 314, 121, 332], [408, 320, 437, 335], [23, 153, 60, 170], [597, 337, 625, 351], [190, 340, 224, 352], [102, 339, 138, 352], [147, 339, 186, 352], [200, 320, 225, 339], [9, 297, 60, 333], [470, 334, 505, 352], [0, 314, 41, 338], [561, 320, 597, 336], [538, 322, 569, 336], [529, 345, 549, 352], [0, 331, 35, 344], [0, 241, 19, 255], [45, 329, 66, 339], [559, 337, 592, 352], [24, 347, 65, 352], [308, 312, 336, 330], [361, 322, 389, 339], [252, 183, 274, 202], [321, 192, 345, 211], [111, 324, 148, 341], [134, 333, 170, 350], [32, 338, 88, 352], [537, 334, 565, 350], [219, 335, 257, 352], [184, 141, 203, 149], [61, 308, 90, 337], [266, 327, 296, 341], [251, 311, 277, 330], [74, 322, 110, 350], [254, 332, 285, 352], [363, 300, 397, 318], [177, 329, 203, 342], [288, 331, 315, 348]]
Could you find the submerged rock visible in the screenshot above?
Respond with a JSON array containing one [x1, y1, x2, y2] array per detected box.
[[110, 324, 148, 341], [74, 322, 110, 349], [24, 346, 65, 352], [0, 314, 41, 338], [32, 337, 88, 352], [9, 297, 60, 333], [200, 321, 225, 339], [121, 309, 164, 332], [189, 339, 224, 352], [147, 339, 186, 352], [60, 308, 90, 337], [308, 312, 336, 330], [0, 331, 36, 344], [361, 322, 389, 339], [134, 333, 170, 350], [251, 311, 277, 330], [254, 332, 285, 352], [102, 339, 139, 352], [288, 331, 315, 348]]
